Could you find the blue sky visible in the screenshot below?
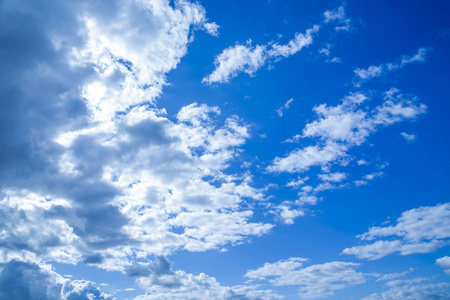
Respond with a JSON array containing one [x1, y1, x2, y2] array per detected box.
[[1, 0, 450, 299]]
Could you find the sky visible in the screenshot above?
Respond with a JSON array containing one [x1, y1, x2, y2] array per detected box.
[[0, 0, 450, 299]]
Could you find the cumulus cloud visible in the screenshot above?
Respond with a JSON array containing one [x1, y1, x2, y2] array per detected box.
[[203, 22, 220, 37], [202, 26, 319, 84], [245, 258, 366, 299], [0, 0, 276, 280], [269, 89, 425, 174], [343, 202, 450, 260], [131, 257, 282, 300], [436, 256, 450, 275], [354, 48, 430, 85], [0, 260, 113, 300], [362, 277, 450, 300]]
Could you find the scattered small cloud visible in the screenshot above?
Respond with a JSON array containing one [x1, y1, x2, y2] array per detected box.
[[276, 98, 294, 117], [401, 132, 416, 142]]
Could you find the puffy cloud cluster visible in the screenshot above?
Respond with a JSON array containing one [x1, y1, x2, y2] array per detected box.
[[0, 0, 274, 280], [269, 89, 425, 174], [245, 258, 366, 299], [202, 26, 319, 84], [129, 256, 282, 300], [0, 260, 113, 300], [343, 202, 450, 260]]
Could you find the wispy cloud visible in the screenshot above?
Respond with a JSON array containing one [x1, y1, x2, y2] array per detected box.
[[276, 98, 294, 117], [354, 48, 430, 86]]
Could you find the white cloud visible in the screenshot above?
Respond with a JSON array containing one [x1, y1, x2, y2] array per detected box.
[[324, 6, 351, 31], [203, 26, 318, 84], [202, 42, 267, 84], [0, 0, 278, 274], [324, 6, 345, 23], [354, 66, 383, 80], [436, 256, 450, 275], [276, 98, 294, 117], [318, 172, 347, 182], [362, 277, 450, 300], [245, 258, 366, 299], [354, 48, 430, 85], [267, 26, 319, 58], [268, 142, 347, 173], [354, 171, 384, 186], [268, 89, 425, 223], [204, 22, 220, 37], [343, 202, 450, 260], [401, 132, 416, 142], [0, 260, 113, 300], [376, 268, 415, 282], [132, 256, 283, 300], [401, 47, 428, 65], [269, 89, 425, 174], [286, 176, 309, 189]]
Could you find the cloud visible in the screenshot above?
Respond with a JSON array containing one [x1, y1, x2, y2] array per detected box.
[[401, 132, 416, 142], [267, 89, 425, 223], [362, 277, 450, 300], [375, 268, 415, 282], [202, 26, 319, 84], [354, 48, 430, 85], [323, 6, 351, 31], [436, 256, 450, 275], [354, 171, 384, 186], [324, 6, 346, 23], [202, 42, 267, 84], [0, 0, 277, 276], [318, 172, 347, 182], [132, 257, 282, 300], [0, 260, 113, 300], [245, 258, 366, 299], [276, 98, 294, 117], [269, 89, 425, 174], [203, 22, 220, 37], [343, 202, 450, 260]]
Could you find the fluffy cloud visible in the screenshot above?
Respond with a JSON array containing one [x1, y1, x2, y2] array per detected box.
[[202, 26, 318, 84], [354, 48, 429, 85], [269, 90, 425, 174], [245, 258, 366, 299], [343, 202, 450, 260], [362, 277, 450, 300], [0, 0, 275, 277], [436, 256, 450, 275], [130, 256, 282, 300], [0, 260, 113, 300]]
